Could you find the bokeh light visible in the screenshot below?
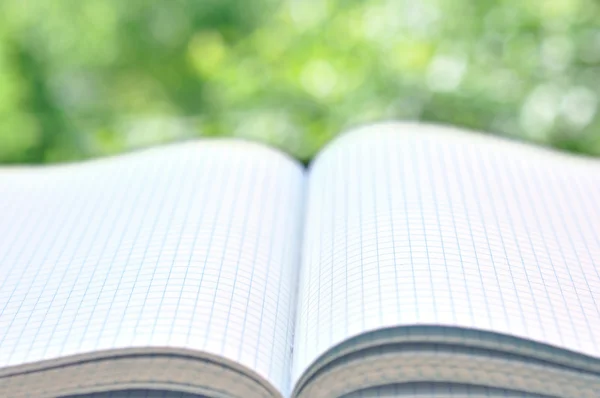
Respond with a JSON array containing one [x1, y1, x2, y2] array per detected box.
[[0, 0, 598, 163]]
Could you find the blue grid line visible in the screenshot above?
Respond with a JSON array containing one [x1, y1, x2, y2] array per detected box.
[[256, 160, 284, 372], [475, 150, 545, 337], [0, 177, 50, 293], [396, 139, 418, 321], [55, 162, 159, 354], [265, 161, 296, 391], [96, 157, 180, 349], [570, 174, 600, 279], [2, 170, 111, 361], [44, 162, 145, 358], [425, 140, 456, 324], [383, 135, 401, 325], [499, 154, 566, 344], [112, 157, 182, 348], [81, 160, 162, 350], [450, 145, 505, 329], [342, 146, 350, 335], [367, 140, 383, 325], [168, 155, 217, 345], [220, 159, 260, 354], [517, 158, 580, 347], [184, 161, 233, 345], [530, 163, 596, 344], [544, 166, 599, 347], [554, 170, 600, 293], [330, 150, 337, 345], [0, 175, 77, 320], [315, 158, 326, 353], [412, 139, 437, 318], [201, 157, 243, 351], [300, 168, 317, 369], [145, 155, 203, 344], [356, 140, 366, 331], [150, 150, 205, 346]]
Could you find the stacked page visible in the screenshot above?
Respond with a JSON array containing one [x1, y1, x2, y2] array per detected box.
[[0, 122, 599, 398]]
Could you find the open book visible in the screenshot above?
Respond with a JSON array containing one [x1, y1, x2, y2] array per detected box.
[[1, 122, 599, 398]]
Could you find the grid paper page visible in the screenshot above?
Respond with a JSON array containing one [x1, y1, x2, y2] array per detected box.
[[340, 383, 552, 397], [292, 122, 600, 380], [0, 141, 305, 393]]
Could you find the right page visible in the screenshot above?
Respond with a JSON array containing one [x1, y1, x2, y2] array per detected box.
[[292, 121, 600, 382]]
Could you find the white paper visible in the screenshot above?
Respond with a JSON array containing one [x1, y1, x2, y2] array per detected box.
[[0, 141, 305, 394], [293, 122, 600, 381]]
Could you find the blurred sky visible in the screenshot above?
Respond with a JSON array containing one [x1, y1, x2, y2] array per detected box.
[[0, 0, 599, 163]]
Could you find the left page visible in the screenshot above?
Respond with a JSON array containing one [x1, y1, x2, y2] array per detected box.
[[0, 140, 305, 395]]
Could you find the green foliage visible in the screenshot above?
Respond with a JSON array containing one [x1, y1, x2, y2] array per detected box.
[[1, 0, 599, 163]]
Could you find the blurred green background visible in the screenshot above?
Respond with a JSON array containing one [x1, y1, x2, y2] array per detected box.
[[1, 0, 599, 164]]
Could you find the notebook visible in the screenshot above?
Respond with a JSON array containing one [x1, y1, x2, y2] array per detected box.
[[0, 122, 599, 398]]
